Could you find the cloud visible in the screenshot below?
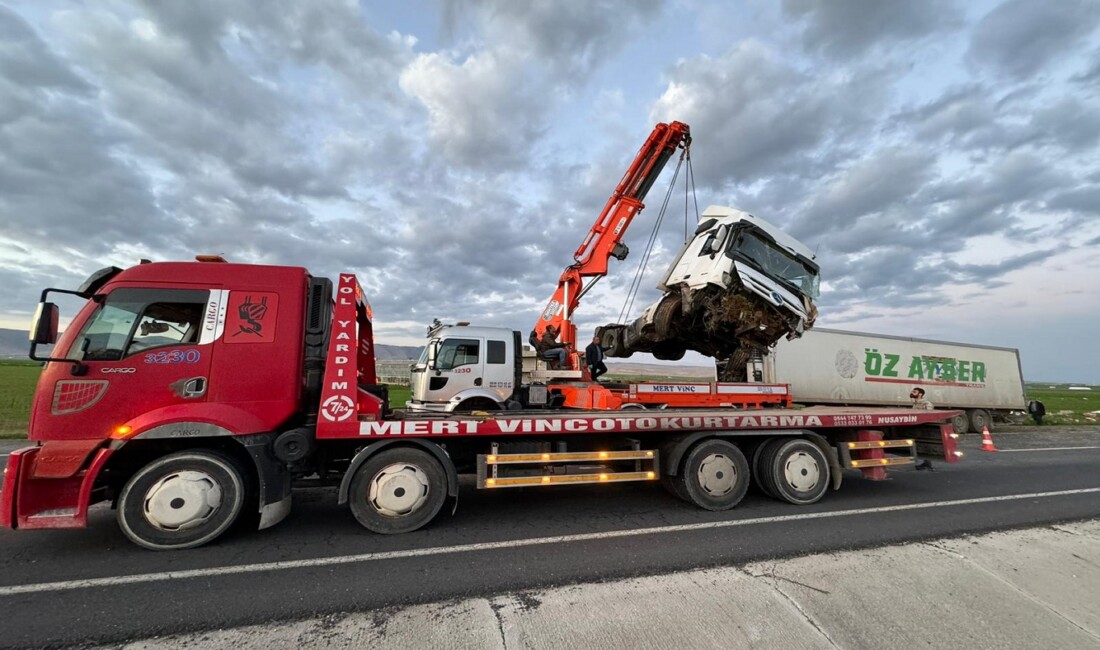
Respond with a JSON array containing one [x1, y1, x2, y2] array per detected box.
[[1, 2, 1098, 383], [440, 0, 663, 79], [403, 0, 664, 169], [399, 50, 549, 168], [968, 0, 1100, 78], [783, 0, 962, 59], [650, 40, 890, 188]]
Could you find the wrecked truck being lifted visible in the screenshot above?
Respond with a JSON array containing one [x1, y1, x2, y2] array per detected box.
[[596, 205, 820, 380]]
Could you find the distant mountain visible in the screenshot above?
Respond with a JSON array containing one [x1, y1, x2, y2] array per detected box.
[[0, 329, 36, 358], [375, 345, 422, 361], [0, 328, 420, 361]]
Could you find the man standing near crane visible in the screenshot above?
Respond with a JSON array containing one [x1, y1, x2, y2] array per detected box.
[[585, 335, 608, 382]]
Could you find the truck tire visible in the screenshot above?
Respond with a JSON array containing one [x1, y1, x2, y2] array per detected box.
[[653, 295, 682, 339], [757, 438, 830, 506], [967, 409, 991, 432], [348, 447, 447, 534], [454, 398, 500, 413], [676, 439, 750, 511], [117, 450, 248, 551], [751, 438, 779, 498], [651, 344, 686, 361], [950, 412, 969, 435], [661, 476, 691, 502]]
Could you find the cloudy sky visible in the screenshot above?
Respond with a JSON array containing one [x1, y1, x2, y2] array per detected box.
[[1, 0, 1098, 383]]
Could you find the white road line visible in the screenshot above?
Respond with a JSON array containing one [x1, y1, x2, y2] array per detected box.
[[1, 487, 1098, 597], [998, 446, 1100, 453]]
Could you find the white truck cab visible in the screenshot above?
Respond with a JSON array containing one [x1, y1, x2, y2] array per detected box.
[[660, 205, 819, 334], [407, 323, 523, 412], [595, 205, 820, 374]]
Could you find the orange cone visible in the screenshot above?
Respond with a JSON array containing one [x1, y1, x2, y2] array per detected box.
[[980, 426, 998, 452]]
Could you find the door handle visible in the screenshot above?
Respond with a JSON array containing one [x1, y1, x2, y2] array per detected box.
[[182, 377, 207, 398]]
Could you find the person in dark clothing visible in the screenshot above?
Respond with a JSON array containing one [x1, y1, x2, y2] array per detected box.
[[585, 335, 608, 382], [1027, 399, 1046, 425], [537, 324, 569, 368]]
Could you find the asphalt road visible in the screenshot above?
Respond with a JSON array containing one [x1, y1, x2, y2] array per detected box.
[[1, 426, 1098, 649]]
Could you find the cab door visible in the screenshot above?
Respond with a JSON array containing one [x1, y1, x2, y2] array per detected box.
[[424, 337, 484, 403], [32, 287, 219, 441]]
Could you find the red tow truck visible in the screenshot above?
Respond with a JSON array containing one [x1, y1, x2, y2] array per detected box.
[[1, 260, 961, 549]]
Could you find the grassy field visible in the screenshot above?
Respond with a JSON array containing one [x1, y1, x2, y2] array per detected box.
[[0, 361, 1095, 438], [1023, 384, 1100, 425], [0, 361, 41, 438]]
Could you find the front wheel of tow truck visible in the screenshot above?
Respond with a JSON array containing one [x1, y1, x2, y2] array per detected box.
[[756, 438, 830, 506], [117, 450, 248, 551], [677, 439, 750, 511], [348, 447, 448, 534]]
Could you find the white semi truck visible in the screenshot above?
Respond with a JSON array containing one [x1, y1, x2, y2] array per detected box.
[[746, 328, 1026, 433]]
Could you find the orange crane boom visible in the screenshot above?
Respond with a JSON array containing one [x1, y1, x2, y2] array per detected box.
[[535, 121, 691, 363]]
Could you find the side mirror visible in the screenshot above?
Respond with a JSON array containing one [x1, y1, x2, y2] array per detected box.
[[427, 340, 439, 370], [30, 302, 59, 345]]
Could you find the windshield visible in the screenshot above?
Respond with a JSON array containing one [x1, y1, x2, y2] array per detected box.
[[729, 232, 820, 298], [436, 338, 479, 371]]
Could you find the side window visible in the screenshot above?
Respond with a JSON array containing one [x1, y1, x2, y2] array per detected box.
[[70, 288, 208, 361], [487, 340, 506, 364], [436, 338, 480, 370], [699, 225, 729, 256], [126, 302, 205, 355]]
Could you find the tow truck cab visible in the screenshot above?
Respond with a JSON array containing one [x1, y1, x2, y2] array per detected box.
[[3, 259, 337, 536]]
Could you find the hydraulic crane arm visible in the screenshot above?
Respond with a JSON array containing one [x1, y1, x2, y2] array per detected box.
[[535, 121, 691, 352]]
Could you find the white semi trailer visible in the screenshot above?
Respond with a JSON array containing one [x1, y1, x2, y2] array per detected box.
[[749, 328, 1026, 433]]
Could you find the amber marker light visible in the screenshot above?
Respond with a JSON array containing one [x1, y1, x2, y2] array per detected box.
[[115, 425, 133, 437]]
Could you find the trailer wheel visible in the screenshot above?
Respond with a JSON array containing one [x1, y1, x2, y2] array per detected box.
[[950, 412, 969, 434], [117, 450, 247, 551], [757, 438, 829, 506], [348, 447, 447, 534], [677, 439, 750, 511], [967, 409, 991, 432]]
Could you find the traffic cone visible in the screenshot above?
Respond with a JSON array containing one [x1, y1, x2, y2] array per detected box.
[[980, 426, 998, 452]]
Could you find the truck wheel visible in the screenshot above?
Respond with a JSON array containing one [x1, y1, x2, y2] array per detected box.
[[348, 447, 447, 534], [661, 476, 691, 502], [117, 450, 247, 551], [652, 344, 686, 361], [950, 412, 969, 434], [751, 438, 779, 498], [454, 398, 500, 412], [757, 438, 829, 505], [677, 439, 750, 511], [968, 409, 991, 432], [654, 296, 682, 339]]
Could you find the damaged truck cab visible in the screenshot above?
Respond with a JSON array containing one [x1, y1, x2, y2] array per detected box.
[[598, 206, 820, 379]]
